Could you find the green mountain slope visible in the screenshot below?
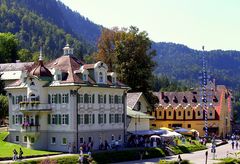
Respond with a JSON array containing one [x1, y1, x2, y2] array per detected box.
[[0, 0, 99, 59], [153, 42, 240, 89]]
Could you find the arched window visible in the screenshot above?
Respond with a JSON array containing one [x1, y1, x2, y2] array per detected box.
[[178, 111, 181, 116], [30, 94, 36, 101], [168, 111, 171, 116], [99, 72, 103, 83]]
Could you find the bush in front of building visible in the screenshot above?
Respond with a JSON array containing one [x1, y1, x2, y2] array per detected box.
[[170, 142, 207, 154], [92, 147, 166, 164]]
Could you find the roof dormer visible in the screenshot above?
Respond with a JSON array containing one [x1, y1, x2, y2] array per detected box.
[[107, 72, 117, 85], [94, 61, 108, 84], [79, 66, 89, 82]]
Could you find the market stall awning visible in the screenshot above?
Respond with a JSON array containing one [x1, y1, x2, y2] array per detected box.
[[129, 130, 155, 135]]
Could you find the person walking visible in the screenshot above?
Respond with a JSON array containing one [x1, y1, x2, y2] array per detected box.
[[19, 148, 23, 160], [12, 149, 18, 161], [236, 141, 239, 149], [178, 154, 182, 164], [232, 140, 235, 149], [79, 147, 84, 164]]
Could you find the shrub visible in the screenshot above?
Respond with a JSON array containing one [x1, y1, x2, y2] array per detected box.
[[92, 148, 166, 164]]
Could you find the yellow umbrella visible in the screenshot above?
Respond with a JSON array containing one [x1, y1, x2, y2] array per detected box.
[[190, 129, 198, 132], [160, 127, 173, 131]]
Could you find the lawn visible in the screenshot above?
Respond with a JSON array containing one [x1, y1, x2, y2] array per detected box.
[[0, 132, 60, 159]]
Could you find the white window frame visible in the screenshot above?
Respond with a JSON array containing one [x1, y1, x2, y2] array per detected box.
[[88, 95, 92, 104], [110, 114, 115, 123], [51, 94, 55, 103], [30, 137, 35, 143], [79, 94, 83, 103], [79, 114, 84, 125], [110, 95, 114, 104], [80, 137, 84, 144], [51, 115, 56, 124], [99, 95, 104, 104], [99, 72, 104, 83], [99, 114, 104, 124], [62, 114, 67, 125], [15, 136, 19, 143], [23, 95, 27, 101], [62, 137, 67, 145], [118, 96, 122, 104], [62, 94, 68, 104], [23, 136, 27, 143], [51, 137, 56, 144], [15, 115, 19, 124], [83, 74, 87, 81], [112, 77, 116, 84]]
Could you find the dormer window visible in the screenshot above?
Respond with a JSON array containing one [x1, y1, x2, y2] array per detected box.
[[99, 72, 104, 83], [83, 74, 88, 81], [112, 77, 116, 84]]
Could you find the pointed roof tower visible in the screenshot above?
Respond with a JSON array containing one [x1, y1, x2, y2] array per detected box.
[[29, 47, 52, 79]]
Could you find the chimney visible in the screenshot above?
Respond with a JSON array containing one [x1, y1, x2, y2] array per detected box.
[[161, 92, 165, 99]]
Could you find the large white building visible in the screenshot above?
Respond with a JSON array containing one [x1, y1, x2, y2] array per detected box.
[[6, 45, 129, 152]]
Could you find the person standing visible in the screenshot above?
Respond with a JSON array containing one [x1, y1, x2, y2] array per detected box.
[[79, 147, 84, 164], [19, 148, 23, 160], [232, 140, 235, 149], [236, 141, 239, 149], [13, 149, 18, 161]]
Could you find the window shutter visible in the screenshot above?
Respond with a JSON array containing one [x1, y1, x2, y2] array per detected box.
[[92, 94, 95, 104], [48, 114, 51, 124], [66, 114, 69, 124], [55, 114, 58, 124], [77, 114, 80, 124], [115, 114, 118, 123], [48, 94, 51, 104], [122, 114, 125, 123], [66, 94, 69, 103], [98, 114, 100, 124], [92, 114, 95, 124], [77, 93, 80, 103], [104, 95, 106, 104], [109, 114, 111, 123], [19, 115, 23, 124], [54, 94, 58, 104], [104, 114, 106, 123], [58, 114, 62, 124], [98, 94, 100, 103], [19, 96, 23, 102], [12, 96, 15, 105], [115, 95, 118, 104], [58, 94, 61, 104], [12, 115, 15, 124], [109, 95, 111, 104], [84, 94, 88, 103], [122, 95, 124, 104]]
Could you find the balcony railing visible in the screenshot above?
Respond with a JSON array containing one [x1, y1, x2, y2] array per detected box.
[[19, 102, 51, 112], [21, 124, 40, 132]]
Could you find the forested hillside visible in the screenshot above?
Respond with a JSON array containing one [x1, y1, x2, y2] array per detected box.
[[0, 0, 101, 59], [153, 42, 240, 89]]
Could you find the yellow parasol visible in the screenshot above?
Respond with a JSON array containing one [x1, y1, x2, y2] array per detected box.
[[159, 127, 173, 131]]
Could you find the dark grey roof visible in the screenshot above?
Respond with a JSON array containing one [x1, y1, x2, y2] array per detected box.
[[127, 92, 142, 109]]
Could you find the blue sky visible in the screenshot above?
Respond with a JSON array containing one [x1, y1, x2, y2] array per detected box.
[[60, 0, 240, 51]]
